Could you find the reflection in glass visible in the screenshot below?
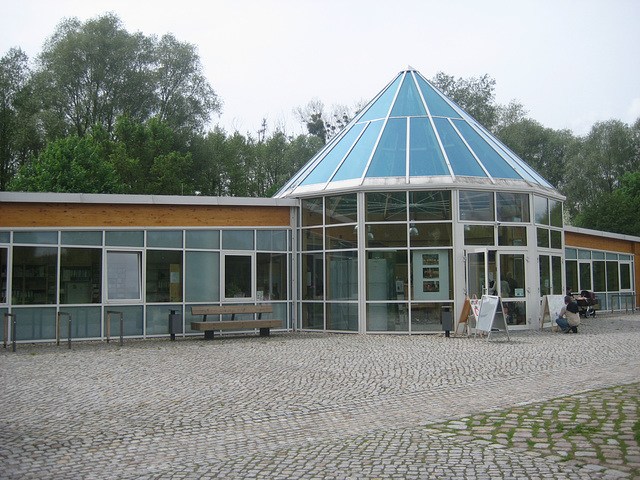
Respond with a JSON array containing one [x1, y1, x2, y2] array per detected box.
[[302, 253, 323, 300], [410, 303, 453, 332], [464, 225, 494, 245], [367, 303, 408, 332], [257, 253, 286, 300], [550, 200, 563, 227], [107, 252, 141, 301], [459, 191, 494, 221], [498, 226, 527, 246], [224, 255, 252, 299], [185, 251, 219, 302], [302, 228, 323, 251], [326, 194, 357, 224], [534, 196, 549, 224], [410, 223, 452, 247], [502, 301, 526, 325], [302, 302, 323, 329], [366, 224, 407, 248], [537, 228, 549, 248], [579, 263, 592, 291], [410, 191, 451, 221], [60, 248, 101, 304], [302, 198, 323, 226], [327, 303, 358, 331], [497, 193, 530, 222], [366, 192, 406, 222], [326, 225, 357, 250], [499, 254, 525, 298], [146, 250, 182, 302], [367, 251, 408, 301], [552, 256, 563, 294], [539, 255, 550, 296], [327, 251, 357, 300], [13, 246, 58, 305]]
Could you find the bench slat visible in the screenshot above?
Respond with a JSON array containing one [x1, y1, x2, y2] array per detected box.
[[190, 319, 281, 331], [191, 305, 274, 316]]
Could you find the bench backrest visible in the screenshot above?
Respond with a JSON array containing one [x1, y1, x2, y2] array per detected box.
[[191, 305, 274, 316]]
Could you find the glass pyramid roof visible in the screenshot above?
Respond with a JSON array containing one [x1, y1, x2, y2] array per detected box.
[[275, 67, 554, 198]]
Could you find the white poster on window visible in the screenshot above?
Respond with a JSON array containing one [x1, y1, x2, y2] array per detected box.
[[412, 250, 449, 301]]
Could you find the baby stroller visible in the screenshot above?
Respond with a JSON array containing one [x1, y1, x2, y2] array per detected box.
[[577, 290, 597, 317]]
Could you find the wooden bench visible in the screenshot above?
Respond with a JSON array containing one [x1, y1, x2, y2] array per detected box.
[[190, 305, 281, 339]]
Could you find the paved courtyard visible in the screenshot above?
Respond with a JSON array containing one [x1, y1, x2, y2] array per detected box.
[[1, 313, 639, 479]]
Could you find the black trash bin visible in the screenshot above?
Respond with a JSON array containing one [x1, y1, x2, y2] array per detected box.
[[441, 306, 453, 337], [169, 309, 183, 341]]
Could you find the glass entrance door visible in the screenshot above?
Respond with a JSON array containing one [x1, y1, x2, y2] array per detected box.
[[466, 250, 496, 298]]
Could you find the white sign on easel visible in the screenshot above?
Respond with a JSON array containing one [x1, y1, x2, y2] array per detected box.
[[475, 295, 510, 341]]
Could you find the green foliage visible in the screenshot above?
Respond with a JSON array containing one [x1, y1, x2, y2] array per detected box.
[[9, 125, 123, 193]]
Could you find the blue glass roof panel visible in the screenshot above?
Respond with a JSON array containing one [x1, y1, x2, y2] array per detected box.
[[433, 117, 486, 177], [390, 74, 427, 117], [452, 120, 521, 180], [357, 75, 402, 122], [332, 120, 384, 182], [409, 117, 449, 176], [366, 118, 407, 178], [415, 75, 462, 119], [300, 122, 367, 186]]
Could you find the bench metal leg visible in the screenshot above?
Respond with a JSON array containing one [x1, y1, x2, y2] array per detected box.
[[204, 331, 215, 340], [259, 328, 270, 336]]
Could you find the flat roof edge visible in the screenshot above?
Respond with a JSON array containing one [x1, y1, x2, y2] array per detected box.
[[0, 191, 299, 207], [565, 225, 640, 244]]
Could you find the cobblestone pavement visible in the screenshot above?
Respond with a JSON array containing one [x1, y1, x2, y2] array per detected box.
[[1, 314, 639, 479]]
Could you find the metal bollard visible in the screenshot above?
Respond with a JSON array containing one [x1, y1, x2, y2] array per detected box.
[[57, 312, 72, 350], [106, 311, 124, 346]]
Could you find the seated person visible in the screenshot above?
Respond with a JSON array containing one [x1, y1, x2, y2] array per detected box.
[[556, 295, 580, 333]]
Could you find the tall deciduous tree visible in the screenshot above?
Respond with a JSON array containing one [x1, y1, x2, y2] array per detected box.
[[0, 48, 29, 189]]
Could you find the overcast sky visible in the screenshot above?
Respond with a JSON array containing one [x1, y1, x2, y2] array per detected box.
[[2, 0, 639, 137]]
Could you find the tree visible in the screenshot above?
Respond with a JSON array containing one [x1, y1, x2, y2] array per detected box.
[[8, 125, 123, 193], [152, 33, 221, 133], [431, 72, 499, 131], [563, 119, 639, 217], [573, 171, 640, 235], [0, 48, 30, 189]]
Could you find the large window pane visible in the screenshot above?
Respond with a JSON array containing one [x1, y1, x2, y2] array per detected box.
[[146, 250, 183, 302], [302, 228, 323, 251], [593, 261, 606, 291], [552, 256, 563, 294], [368, 303, 408, 332], [257, 253, 286, 300], [107, 252, 141, 301], [410, 223, 452, 247], [63, 306, 101, 339], [185, 251, 219, 302], [410, 191, 451, 221], [566, 261, 578, 294], [257, 230, 287, 251], [459, 191, 494, 221], [13, 307, 56, 340], [224, 255, 252, 299], [500, 254, 525, 298], [12, 246, 57, 305], [302, 198, 323, 227], [367, 223, 407, 248], [327, 251, 358, 300], [498, 226, 527, 246], [326, 225, 357, 249], [550, 230, 563, 249], [464, 225, 494, 245], [367, 251, 408, 301], [539, 255, 550, 296], [537, 228, 550, 248], [579, 263, 592, 291], [534, 196, 549, 224], [302, 253, 324, 300], [14, 231, 57, 244], [411, 250, 452, 301], [621, 264, 632, 290], [105, 305, 143, 337], [327, 303, 358, 331], [410, 303, 451, 332], [497, 193, 530, 222], [60, 248, 101, 304], [1, 248, 7, 303], [550, 200, 563, 227], [606, 262, 619, 291], [326, 194, 357, 224], [503, 301, 526, 326], [366, 192, 406, 222], [301, 302, 323, 329], [146, 304, 181, 335]]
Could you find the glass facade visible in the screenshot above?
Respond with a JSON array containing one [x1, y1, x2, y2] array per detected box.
[[1, 228, 291, 342]]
